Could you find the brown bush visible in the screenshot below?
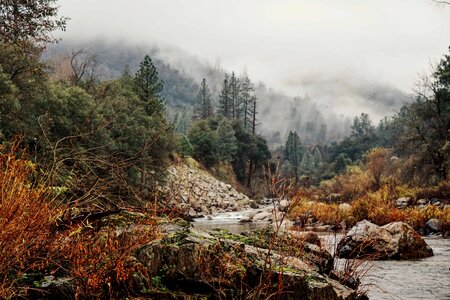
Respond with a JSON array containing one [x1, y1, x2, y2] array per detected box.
[[49, 215, 159, 299], [0, 145, 66, 298]]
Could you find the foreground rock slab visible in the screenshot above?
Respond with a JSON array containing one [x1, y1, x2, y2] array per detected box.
[[137, 223, 363, 300], [337, 220, 434, 260]]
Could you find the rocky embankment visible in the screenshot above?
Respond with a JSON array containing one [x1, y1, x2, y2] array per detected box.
[[137, 220, 363, 299], [30, 212, 365, 299], [162, 164, 254, 218]]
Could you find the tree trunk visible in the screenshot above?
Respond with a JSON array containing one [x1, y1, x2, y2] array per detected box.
[[247, 159, 253, 188]]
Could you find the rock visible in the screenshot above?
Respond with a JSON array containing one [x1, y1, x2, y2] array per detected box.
[[181, 194, 189, 203], [249, 200, 259, 209], [326, 193, 342, 203], [137, 225, 361, 299], [430, 198, 441, 204], [416, 198, 428, 205], [239, 217, 253, 223], [278, 199, 289, 212], [337, 220, 434, 260], [433, 201, 443, 207], [426, 218, 441, 233], [304, 225, 333, 232], [162, 164, 254, 218], [188, 208, 197, 218], [395, 197, 413, 209], [339, 203, 352, 212], [297, 231, 321, 246], [253, 211, 272, 222]]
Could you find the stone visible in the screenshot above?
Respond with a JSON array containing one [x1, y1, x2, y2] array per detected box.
[[278, 199, 289, 210], [239, 217, 253, 223], [297, 231, 321, 246], [249, 200, 259, 209], [337, 220, 433, 260], [188, 208, 197, 218], [303, 225, 333, 232], [253, 211, 272, 222], [395, 197, 413, 209], [339, 203, 352, 212], [326, 193, 342, 203], [162, 164, 254, 219], [426, 218, 441, 233], [416, 199, 428, 205], [430, 198, 441, 204], [137, 225, 362, 299]]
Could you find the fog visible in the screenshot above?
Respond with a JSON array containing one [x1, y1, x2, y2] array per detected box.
[[57, 0, 450, 123]]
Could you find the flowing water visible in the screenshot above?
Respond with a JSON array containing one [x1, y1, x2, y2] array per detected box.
[[192, 209, 450, 300]]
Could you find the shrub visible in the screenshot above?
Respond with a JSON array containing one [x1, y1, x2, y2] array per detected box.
[[49, 214, 159, 298], [319, 166, 372, 201], [0, 145, 66, 298]]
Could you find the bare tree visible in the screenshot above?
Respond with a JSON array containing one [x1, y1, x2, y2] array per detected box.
[[69, 49, 97, 86]]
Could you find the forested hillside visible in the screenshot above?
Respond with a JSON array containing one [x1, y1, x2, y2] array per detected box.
[[44, 40, 395, 145]]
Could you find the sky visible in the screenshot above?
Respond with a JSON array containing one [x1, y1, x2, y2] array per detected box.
[[57, 0, 450, 118]]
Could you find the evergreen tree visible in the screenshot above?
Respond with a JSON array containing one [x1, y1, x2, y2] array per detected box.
[[249, 95, 258, 135], [188, 120, 219, 167], [217, 120, 237, 162], [312, 147, 323, 168], [134, 55, 164, 115], [218, 73, 231, 118], [284, 131, 303, 180], [229, 72, 241, 119], [176, 134, 193, 157], [193, 78, 213, 120], [240, 76, 256, 130], [300, 150, 313, 174]]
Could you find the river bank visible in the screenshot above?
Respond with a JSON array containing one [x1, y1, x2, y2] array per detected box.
[[193, 207, 450, 300]]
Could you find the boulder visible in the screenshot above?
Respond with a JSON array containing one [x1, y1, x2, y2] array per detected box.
[[426, 218, 441, 233], [278, 199, 290, 212], [136, 225, 362, 300], [339, 203, 352, 212], [253, 210, 273, 222], [337, 220, 433, 260], [416, 198, 428, 206], [249, 200, 259, 209], [239, 217, 253, 223], [326, 193, 342, 203], [395, 197, 413, 209]]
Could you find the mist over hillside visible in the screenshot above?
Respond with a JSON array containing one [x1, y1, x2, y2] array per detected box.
[[44, 40, 411, 145]]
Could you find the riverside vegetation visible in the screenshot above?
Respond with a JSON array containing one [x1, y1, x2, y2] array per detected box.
[[0, 1, 449, 299]]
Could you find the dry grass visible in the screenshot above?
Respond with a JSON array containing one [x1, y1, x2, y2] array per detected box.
[[290, 180, 450, 232]]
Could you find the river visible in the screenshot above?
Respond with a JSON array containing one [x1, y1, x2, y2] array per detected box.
[[193, 209, 450, 300]]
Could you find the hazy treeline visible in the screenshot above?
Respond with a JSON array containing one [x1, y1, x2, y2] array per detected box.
[[280, 48, 450, 187], [45, 40, 396, 145]]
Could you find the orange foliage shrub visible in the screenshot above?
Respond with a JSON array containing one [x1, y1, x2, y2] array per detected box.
[[50, 217, 159, 299], [0, 146, 66, 297], [319, 166, 372, 201]]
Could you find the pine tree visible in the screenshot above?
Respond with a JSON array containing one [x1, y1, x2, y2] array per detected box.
[[284, 131, 303, 181], [218, 73, 231, 118], [240, 76, 255, 129], [249, 95, 258, 135], [312, 147, 323, 168], [217, 120, 237, 162], [229, 72, 241, 119], [193, 78, 213, 120], [134, 55, 164, 115], [300, 150, 313, 174]]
